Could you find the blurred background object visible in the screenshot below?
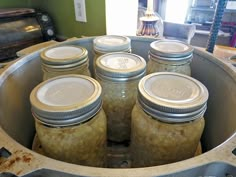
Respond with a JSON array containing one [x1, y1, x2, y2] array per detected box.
[[206, 0, 229, 53], [137, 3, 195, 43], [0, 8, 56, 61], [138, 0, 236, 48], [137, 0, 163, 38]]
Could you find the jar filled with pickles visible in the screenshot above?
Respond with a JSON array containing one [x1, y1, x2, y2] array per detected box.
[[131, 72, 209, 167], [147, 40, 193, 76], [92, 35, 131, 74], [41, 45, 91, 81], [30, 75, 107, 167], [95, 52, 146, 142]]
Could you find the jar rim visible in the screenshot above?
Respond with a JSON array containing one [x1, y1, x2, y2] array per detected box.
[[149, 51, 193, 62], [137, 72, 209, 122], [93, 35, 131, 52], [30, 75, 102, 126], [150, 39, 194, 58], [41, 45, 88, 65], [32, 101, 102, 127], [42, 57, 88, 70], [95, 52, 146, 80], [137, 100, 207, 123], [93, 47, 131, 55]]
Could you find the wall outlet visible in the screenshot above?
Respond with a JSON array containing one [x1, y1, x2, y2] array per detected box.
[[74, 0, 87, 22]]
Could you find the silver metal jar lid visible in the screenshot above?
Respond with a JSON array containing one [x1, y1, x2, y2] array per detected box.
[[149, 52, 193, 63], [41, 45, 88, 66], [30, 75, 102, 126], [149, 40, 194, 58], [95, 52, 146, 82], [93, 35, 131, 53], [138, 72, 209, 123]]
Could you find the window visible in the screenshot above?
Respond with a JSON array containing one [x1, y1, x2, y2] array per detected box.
[[165, 0, 190, 23]]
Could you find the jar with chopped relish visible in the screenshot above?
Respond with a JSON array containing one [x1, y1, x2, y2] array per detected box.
[[41, 45, 91, 81], [147, 40, 194, 76], [131, 72, 209, 167], [92, 35, 131, 75], [95, 52, 146, 142], [30, 75, 106, 167]]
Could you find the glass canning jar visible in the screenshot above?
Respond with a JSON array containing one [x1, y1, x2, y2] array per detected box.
[[92, 35, 131, 75], [41, 45, 91, 81], [95, 52, 146, 142], [30, 75, 106, 167], [147, 40, 194, 76], [131, 72, 209, 167]]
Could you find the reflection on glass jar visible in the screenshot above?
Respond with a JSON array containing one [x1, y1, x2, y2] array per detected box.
[[30, 75, 106, 167], [147, 40, 193, 76], [41, 45, 91, 81], [131, 72, 209, 167], [95, 52, 146, 142]]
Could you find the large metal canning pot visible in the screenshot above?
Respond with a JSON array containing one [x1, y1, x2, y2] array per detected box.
[[0, 36, 236, 177]]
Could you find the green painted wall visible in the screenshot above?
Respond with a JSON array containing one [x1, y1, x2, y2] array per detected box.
[[0, 0, 31, 8], [30, 0, 106, 38]]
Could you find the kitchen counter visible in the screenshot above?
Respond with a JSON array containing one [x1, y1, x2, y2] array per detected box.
[[191, 30, 232, 47]]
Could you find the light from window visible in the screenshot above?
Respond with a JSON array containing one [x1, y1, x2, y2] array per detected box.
[[105, 0, 138, 35], [165, 0, 189, 24]]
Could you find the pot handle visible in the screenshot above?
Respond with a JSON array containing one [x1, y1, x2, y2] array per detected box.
[[228, 55, 236, 60], [0, 173, 18, 177], [0, 147, 14, 175], [0, 62, 10, 74], [222, 134, 236, 166], [227, 55, 236, 68], [0, 60, 18, 74]]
